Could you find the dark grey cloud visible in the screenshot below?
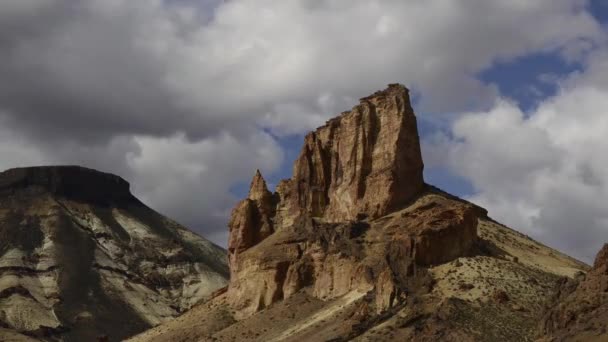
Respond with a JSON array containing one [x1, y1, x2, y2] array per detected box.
[[0, 1, 206, 143]]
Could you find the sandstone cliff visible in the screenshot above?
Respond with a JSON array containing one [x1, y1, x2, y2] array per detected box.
[[275, 84, 424, 225], [129, 85, 589, 342], [226, 84, 434, 317], [0, 166, 228, 342]]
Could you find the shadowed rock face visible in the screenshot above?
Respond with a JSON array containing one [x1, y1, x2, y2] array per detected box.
[[539, 243, 608, 341], [0, 166, 228, 342]]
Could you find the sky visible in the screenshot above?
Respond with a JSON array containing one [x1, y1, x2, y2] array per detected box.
[[1, 0, 608, 263]]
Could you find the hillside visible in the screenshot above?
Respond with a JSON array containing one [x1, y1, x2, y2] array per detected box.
[[0, 166, 229, 341]]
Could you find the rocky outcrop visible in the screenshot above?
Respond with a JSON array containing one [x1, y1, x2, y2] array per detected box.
[[227, 171, 277, 277], [396, 201, 480, 266], [0, 166, 229, 342], [539, 243, 608, 341], [595, 243, 608, 272], [275, 84, 424, 225], [226, 85, 481, 319], [129, 84, 593, 342]]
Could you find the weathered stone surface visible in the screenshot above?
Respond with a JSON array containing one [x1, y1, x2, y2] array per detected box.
[[225, 85, 482, 319], [227, 171, 277, 278], [539, 243, 608, 341], [594, 243, 608, 272], [275, 84, 424, 225], [0, 166, 229, 342]]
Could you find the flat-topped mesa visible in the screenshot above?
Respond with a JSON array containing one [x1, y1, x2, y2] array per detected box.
[[276, 83, 424, 224], [0, 166, 133, 204], [0, 165, 229, 341]]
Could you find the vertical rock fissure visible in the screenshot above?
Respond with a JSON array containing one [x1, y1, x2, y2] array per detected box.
[[357, 101, 380, 202]]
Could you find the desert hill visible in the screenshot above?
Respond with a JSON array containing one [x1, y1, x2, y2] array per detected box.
[[0, 166, 229, 341], [129, 85, 593, 342]]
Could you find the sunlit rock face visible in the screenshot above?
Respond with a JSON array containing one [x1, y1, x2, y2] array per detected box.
[[129, 85, 590, 342], [0, 166, 229, 342], [276, 84, 425, 225], [226, 84, 481, 318]]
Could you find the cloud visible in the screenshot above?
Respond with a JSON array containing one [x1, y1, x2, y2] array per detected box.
[[435, 49, 608, 263], [126, 130, 283, 243], [0, 0, 603, 245]]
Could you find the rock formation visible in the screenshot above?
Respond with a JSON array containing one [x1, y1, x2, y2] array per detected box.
[[129, 85, 590, 342], [275, 83, 425, 225], [539, 243, 608, 341], [227, 170, 277, 277], [225, 84, 483, 317], [0, 166, 228, 342]]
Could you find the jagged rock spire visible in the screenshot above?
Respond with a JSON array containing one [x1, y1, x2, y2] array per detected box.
[[248, 169, 271, 201], [228, 170, 276, 276]]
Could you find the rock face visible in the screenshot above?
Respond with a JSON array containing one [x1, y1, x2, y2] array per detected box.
[[227, 170, 277, 278], [276, 84, 424, 225], [0, 166, 228, 342], [226, 84, 478, 318], [539, 243, 608, 341]]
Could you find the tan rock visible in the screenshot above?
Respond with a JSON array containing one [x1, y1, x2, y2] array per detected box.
[[397, 200, 481, 266], [228, 196, 482, 318], [227, 171, 276, 275], [128, 86, 593, 342], [276, 84, 425, 225], [224, 85, 481, 319], [539, 243, 608, 341]]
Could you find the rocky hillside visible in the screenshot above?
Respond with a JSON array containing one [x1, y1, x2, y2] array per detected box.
[[129, 84, 591, 342], [0, 166, 228, 341], [539, 244, 608, 341]]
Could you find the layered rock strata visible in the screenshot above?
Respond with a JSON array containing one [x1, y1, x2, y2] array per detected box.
[[0, 166, 228, 341]]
